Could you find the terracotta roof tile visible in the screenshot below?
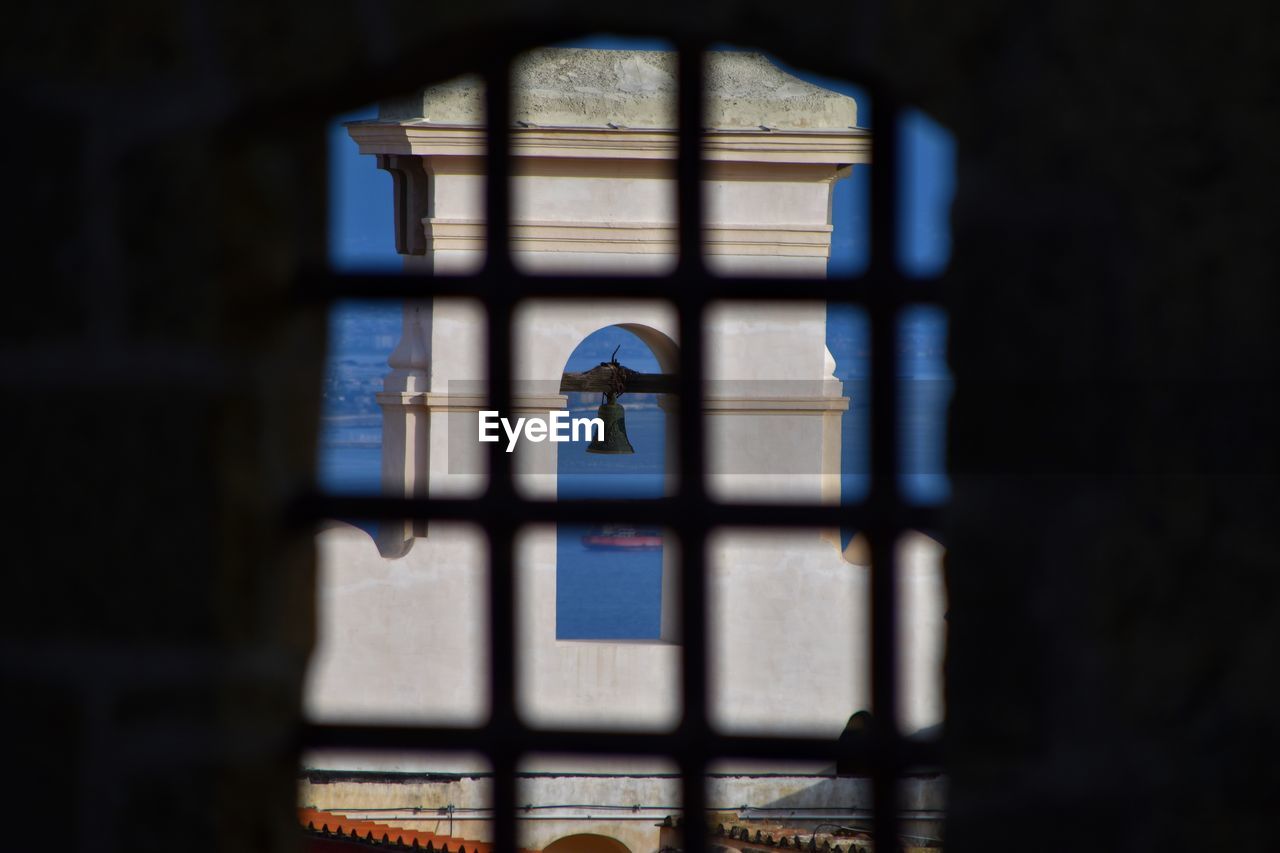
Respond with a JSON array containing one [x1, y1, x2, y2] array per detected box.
[[299, 807, 541, 853]]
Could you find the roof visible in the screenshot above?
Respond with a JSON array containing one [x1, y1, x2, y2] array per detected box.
[[659, 816, 940, 853], [706, 822, 871, 853], [378, 48, 858, 131], [299, 807, 539, 853], [658, 817, 872, 853]]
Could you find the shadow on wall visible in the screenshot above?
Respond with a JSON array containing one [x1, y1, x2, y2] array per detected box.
[[755, 775, 945, 847]]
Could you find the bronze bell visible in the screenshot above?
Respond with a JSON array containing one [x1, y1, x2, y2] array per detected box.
[[587, 392, 635, 454]]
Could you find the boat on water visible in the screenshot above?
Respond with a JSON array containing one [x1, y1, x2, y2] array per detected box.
[[580, 526, 663, 551]]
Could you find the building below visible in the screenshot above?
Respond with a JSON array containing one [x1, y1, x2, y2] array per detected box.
[[298, 769, 946, 852]]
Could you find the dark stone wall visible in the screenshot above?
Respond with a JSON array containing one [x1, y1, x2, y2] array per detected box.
[[4, 2, 1277, 851], [896, 5, 1280, 850]]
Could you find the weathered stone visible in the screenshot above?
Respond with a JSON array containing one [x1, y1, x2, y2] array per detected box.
[[379, 48, 858, 130]]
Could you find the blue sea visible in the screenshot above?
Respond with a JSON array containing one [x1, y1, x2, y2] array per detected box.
[[318, 305, 951, 639]]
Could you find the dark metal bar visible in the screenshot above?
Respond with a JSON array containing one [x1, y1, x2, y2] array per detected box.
[[867, 95, 904, 853], [298, 270, 944, 304], [301, 723, 942, 768], [489, 520, 519, 853], [676, 38, 709, 853], [483, 56, 518, 853], [291, 492, 943, 532], [677, 45, 706, 280]]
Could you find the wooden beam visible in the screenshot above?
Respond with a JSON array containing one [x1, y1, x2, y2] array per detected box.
[[559, 363, 679, 395]]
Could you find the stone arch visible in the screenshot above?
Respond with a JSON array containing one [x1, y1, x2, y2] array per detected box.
[[554, 320, 679, 383], [549, 317, 680, 505], [555, 321, 679, 643], [514, 301, 680, 387], [542, 833, 632, 853], [557, 319, 679, 466], [610, 323, 679, 375]]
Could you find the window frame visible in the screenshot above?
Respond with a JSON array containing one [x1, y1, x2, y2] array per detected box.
[[299, 42, 945, 853]]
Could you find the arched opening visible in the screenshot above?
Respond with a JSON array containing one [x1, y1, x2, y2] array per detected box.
[[543, 834, 632, 853], [556, 323, 676, 641]]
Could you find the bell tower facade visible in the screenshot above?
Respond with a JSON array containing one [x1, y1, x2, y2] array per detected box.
[[348, 48, 865, 556], [308, 49, 944, 746]]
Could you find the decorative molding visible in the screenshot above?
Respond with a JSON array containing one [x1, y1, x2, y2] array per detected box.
[[703, 396, 850, 414], [423, 218, 834, 258], [374, 154, 430, 255], [382, 299, 431, 394], [377, 391, 846, 414], [377, 392, 569, 412], [351, 124, 871, 166]]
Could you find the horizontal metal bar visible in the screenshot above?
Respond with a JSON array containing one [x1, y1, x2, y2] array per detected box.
[[312, 812, 945, 823], [335, 814, 675, 822], [291, 493, 943, 532], [300, 723, 941, 769], [333, 809, 944, 818], [296, 270, 943, 306]]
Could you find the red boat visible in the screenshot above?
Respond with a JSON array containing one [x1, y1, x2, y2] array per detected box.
[[581, 526, 663, 551]]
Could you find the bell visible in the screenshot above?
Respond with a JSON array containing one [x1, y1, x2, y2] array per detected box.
[[587, 395, 635, 454]]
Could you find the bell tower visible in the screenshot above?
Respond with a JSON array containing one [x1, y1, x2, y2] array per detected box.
[[309, 48, 950, 740], [347, 48, 867, 558]]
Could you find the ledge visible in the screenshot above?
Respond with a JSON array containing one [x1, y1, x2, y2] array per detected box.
[[348, 123, 870, 166], [423, 219, 834, 258]]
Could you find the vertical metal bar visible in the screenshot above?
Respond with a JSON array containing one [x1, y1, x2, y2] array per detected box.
[[676, 38, 708, 853], [484, 56, 518, 853], [489, 525, 518, 853], [484, 55, 515, 500], [868, 97, 903, 853], [677, 44, 706, 282]]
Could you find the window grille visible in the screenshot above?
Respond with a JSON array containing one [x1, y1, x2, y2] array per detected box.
[[298, 42, 945, 853]]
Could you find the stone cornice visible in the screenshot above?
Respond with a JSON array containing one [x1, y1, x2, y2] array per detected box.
[[347, 123, 871, 166], [423, 218, 834, 257], [378, 391, 847, 415], [702, 396, 850, 414], [377, 392, 569, 411]]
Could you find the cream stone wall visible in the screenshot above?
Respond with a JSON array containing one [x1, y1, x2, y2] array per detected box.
[[306, 521, 945, 739]]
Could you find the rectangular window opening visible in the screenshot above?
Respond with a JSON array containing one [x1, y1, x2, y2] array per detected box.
[[305, 37, 952, 853]]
